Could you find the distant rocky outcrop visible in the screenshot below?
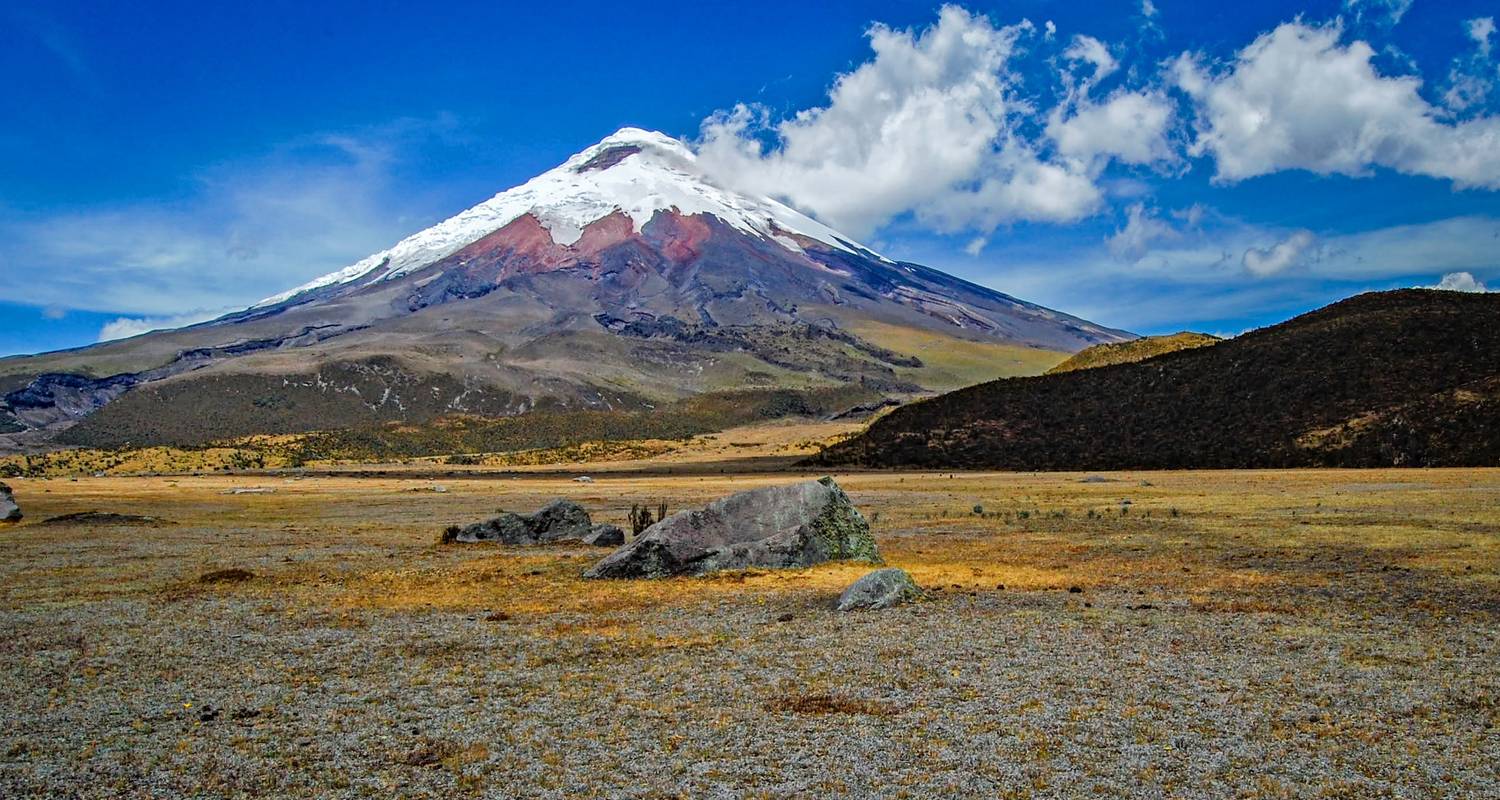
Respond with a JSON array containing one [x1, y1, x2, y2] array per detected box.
[[837, 568, 922, 611], [584, 477, 879, 579], [444, 499, 623, 546], [0, 482, 19, 523]]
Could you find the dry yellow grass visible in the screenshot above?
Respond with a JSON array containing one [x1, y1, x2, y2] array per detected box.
[[4, 467, 1494, 616], [1, 466, 1496, 798], [841, 317, 1069, 389]]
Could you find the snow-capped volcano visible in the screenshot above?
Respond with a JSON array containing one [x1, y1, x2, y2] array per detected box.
[[258, 128, 870, 308], [1, 128, 1132, 451]]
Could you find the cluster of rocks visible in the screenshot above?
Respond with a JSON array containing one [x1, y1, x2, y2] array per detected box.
[[582, 477, 920, 610], [439, 477, 920, 610], [443, 499, 623, 547], [1, 482, 20, 523]]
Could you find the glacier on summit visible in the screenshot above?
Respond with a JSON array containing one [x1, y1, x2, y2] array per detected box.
[[258, 128, 872, 308]]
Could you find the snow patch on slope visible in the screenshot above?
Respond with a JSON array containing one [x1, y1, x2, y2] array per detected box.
[[257, 128, 876, 308]]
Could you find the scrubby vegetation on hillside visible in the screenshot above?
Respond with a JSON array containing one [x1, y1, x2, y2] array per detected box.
[[4, 386, 879, 477], [816, 290, 1500, 469], [292, 385, 878, 462]]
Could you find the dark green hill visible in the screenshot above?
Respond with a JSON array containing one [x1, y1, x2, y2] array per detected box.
[[814, 290, 1500, 470]]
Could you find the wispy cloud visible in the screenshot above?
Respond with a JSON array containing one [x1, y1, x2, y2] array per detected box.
[[98, 308, 239, 342], [8, 6, 95, 88], [1445, 17, 1497, 112], [1107, 203, 1181, 263], [951, 214, 1500, 331], [1342, 0, 1414, 29], [0, 116, 467, 328]]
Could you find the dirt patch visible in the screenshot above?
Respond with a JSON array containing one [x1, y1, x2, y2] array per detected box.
[[398, 737, 461, 768], [768, 693, 900, 716], [197, 568, 256, 584], [38, 511, 173, 526]]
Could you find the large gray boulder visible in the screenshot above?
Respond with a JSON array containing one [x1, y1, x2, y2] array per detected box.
[[0, 482, 19, 523], [837, 568, 922, 611], [445, 499, 622, 546], [585, 477, 879, 579]]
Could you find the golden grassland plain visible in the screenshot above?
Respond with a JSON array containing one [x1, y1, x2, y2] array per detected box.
[[0, 465, 1496, 798]]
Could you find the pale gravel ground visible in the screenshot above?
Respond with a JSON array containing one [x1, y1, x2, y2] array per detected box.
[[0, 471, 1497, 798], [3, 586, 1496, 798]]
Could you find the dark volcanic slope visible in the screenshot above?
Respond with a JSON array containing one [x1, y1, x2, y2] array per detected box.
[[817, 290, 1500, 470]]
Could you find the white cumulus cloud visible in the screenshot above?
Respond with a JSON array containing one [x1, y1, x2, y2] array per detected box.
[[1174, 21, 1500, 189], [1048, 90, 1176, 166], [1431, 271, 1490, 292], [696, 6, 1171, 240]]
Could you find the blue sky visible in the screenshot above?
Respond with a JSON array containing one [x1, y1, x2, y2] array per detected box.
[[3, 0, 1498, 356]]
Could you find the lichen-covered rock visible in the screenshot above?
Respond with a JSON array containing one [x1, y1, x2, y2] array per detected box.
[[585, 477, 879, 579], [447, 499, 618, 546], [837, 568, 922, 611], [0, 482, 20, 523]]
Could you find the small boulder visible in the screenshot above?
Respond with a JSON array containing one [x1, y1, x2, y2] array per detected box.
[[579, 524, 625, 547], [837, 568, 922, 611], [585, 477, 879, 579], [0, 482, 20, 523], [448, 499, 619, 546]]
